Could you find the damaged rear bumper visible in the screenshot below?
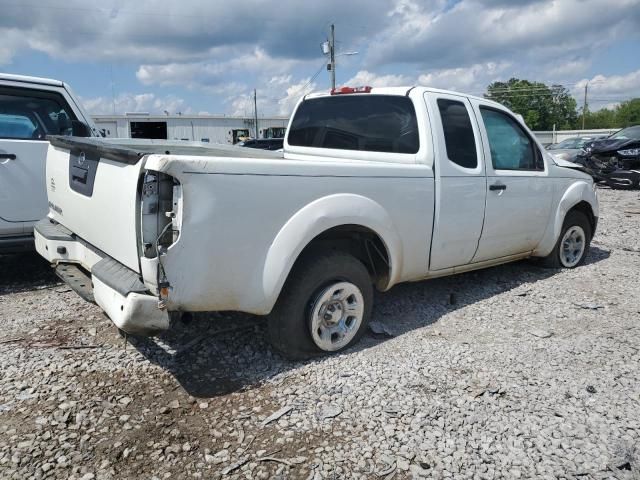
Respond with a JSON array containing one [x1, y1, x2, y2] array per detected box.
[[34, 218, 169, 335]]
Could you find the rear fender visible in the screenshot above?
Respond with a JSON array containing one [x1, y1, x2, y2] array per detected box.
[[262, 194, 403, 309], [533, 181, 598, 257]]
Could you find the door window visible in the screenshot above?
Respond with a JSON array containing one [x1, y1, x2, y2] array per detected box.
[[0, 114, 38, 138], [480, 107, 543, 171], [437, 99, 477, 168], [0, 89, 78, 140]]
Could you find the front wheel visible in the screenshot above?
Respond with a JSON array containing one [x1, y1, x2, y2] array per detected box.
[[267, 251, 373, 360], [540, 210, 591, 268]]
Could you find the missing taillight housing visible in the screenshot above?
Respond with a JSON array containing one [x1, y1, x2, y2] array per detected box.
[[140, 170, 181, 258]]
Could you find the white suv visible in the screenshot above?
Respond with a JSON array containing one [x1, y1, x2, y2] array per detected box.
[[0, 73, 98, 253]]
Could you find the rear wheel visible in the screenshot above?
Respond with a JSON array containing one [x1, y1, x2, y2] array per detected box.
[[267, 250, 373, 360], [541, 210, 591, 268]]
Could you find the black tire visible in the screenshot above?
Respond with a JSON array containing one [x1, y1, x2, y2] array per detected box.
[[540, 210, 592, 268], [267, 250, 373, 360]]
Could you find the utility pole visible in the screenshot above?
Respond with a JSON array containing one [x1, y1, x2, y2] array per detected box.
[[110, 64, 116, 115], [322, 25, 357, 89], [330, 24, 336, 90], [582, 82, 588, 130], [253, 89, 259, 139]]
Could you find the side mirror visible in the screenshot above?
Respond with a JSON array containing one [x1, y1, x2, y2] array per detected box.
[[71, 120, 92, 137]]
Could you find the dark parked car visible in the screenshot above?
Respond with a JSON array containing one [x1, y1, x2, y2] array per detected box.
[[575, 125, 640, 189], [236, 138, 284, 151], [547, 136, 604, 162]]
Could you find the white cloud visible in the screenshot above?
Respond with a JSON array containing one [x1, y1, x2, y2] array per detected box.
[[275, 77, 318, 116], [0, 31, 24, 65], [573, 69, 640, 110], [228, 75, 318, 117], [80, 93, 191, 115], [418, 62, 510, 93], [2, 0, 639, 117], [543, 59, 592, 80], [136, 48, 311, 90], [344, 71, 412, 88], [368, 0, 640, 70], [0, 0, 390, 64]]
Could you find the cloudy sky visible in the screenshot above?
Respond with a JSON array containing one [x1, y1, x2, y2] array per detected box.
[[1, 0, 639, 117]]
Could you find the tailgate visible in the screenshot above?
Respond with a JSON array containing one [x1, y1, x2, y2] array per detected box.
[[45, 137, 145, 272]]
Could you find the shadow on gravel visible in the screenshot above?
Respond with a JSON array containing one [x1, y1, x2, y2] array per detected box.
[[0, 251, 58, 295], [130, 314, 280, 398], [130, 247, 610, 399], [583, 245, 611, 265]]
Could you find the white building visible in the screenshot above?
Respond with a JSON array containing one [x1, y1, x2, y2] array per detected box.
[[93, 113, 619, 147], [92, 113, 289, 144]]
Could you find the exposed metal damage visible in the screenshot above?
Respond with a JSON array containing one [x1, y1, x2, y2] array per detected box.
[[575, 126, 640, 189]]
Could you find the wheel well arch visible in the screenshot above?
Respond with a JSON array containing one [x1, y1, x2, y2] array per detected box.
[[568, 200, 596, 234], [261, 193, 403, 312], [532, 181, 598, 258], [292, 224, 391, 290]]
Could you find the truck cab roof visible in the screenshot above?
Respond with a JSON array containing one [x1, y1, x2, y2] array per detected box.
[[304, 85, 503, 109], [0, 73, 65, 88]]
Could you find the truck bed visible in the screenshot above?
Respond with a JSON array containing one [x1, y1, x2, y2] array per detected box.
[[48, 136, 283, 163]]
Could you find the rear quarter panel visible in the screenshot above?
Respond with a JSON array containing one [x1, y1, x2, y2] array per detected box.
[[146, 155, 435, 314]]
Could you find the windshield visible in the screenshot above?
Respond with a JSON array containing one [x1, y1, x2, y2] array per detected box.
[[610, 125, 640, 140]]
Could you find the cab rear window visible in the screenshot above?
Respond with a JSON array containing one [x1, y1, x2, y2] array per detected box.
[[288, 95, 419, 154]]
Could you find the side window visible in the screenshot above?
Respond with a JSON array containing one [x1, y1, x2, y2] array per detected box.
[[480, 107, 543, 171], [0, 113, 38, 139], [437, 99, 477, 168], [0, 89, 78, 140]]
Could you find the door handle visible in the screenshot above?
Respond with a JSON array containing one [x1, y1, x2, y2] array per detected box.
[[0, 153, 16, 165], [489, 183, 507, 191]]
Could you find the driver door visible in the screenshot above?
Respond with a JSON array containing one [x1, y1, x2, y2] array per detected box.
[[470, 101, 553, 262]]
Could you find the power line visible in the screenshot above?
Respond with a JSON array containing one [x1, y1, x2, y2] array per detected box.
[[590, 98, 635, 102], [274, 59, 328, 104], [487, 92, 566, 98], [485, 91, 635, 101], [299, 60, 330, 92], [476, 85, 573, 94], [474, 79, 609, 96]]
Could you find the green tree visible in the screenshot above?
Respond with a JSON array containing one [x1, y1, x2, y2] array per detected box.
[[583, 107, 617, 129], [616, 98, 640, 127], [582, 98, 640, 129], [484, 78, 578, 130]]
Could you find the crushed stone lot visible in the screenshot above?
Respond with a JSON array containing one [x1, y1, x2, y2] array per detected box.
[[1, 187, 639, 480]]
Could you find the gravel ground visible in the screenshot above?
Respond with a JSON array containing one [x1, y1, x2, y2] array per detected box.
[[1, 187, 639, 480]]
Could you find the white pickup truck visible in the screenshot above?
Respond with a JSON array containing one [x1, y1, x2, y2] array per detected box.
[[35, 86, 598, 359], [0, 73, 99, 252]]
